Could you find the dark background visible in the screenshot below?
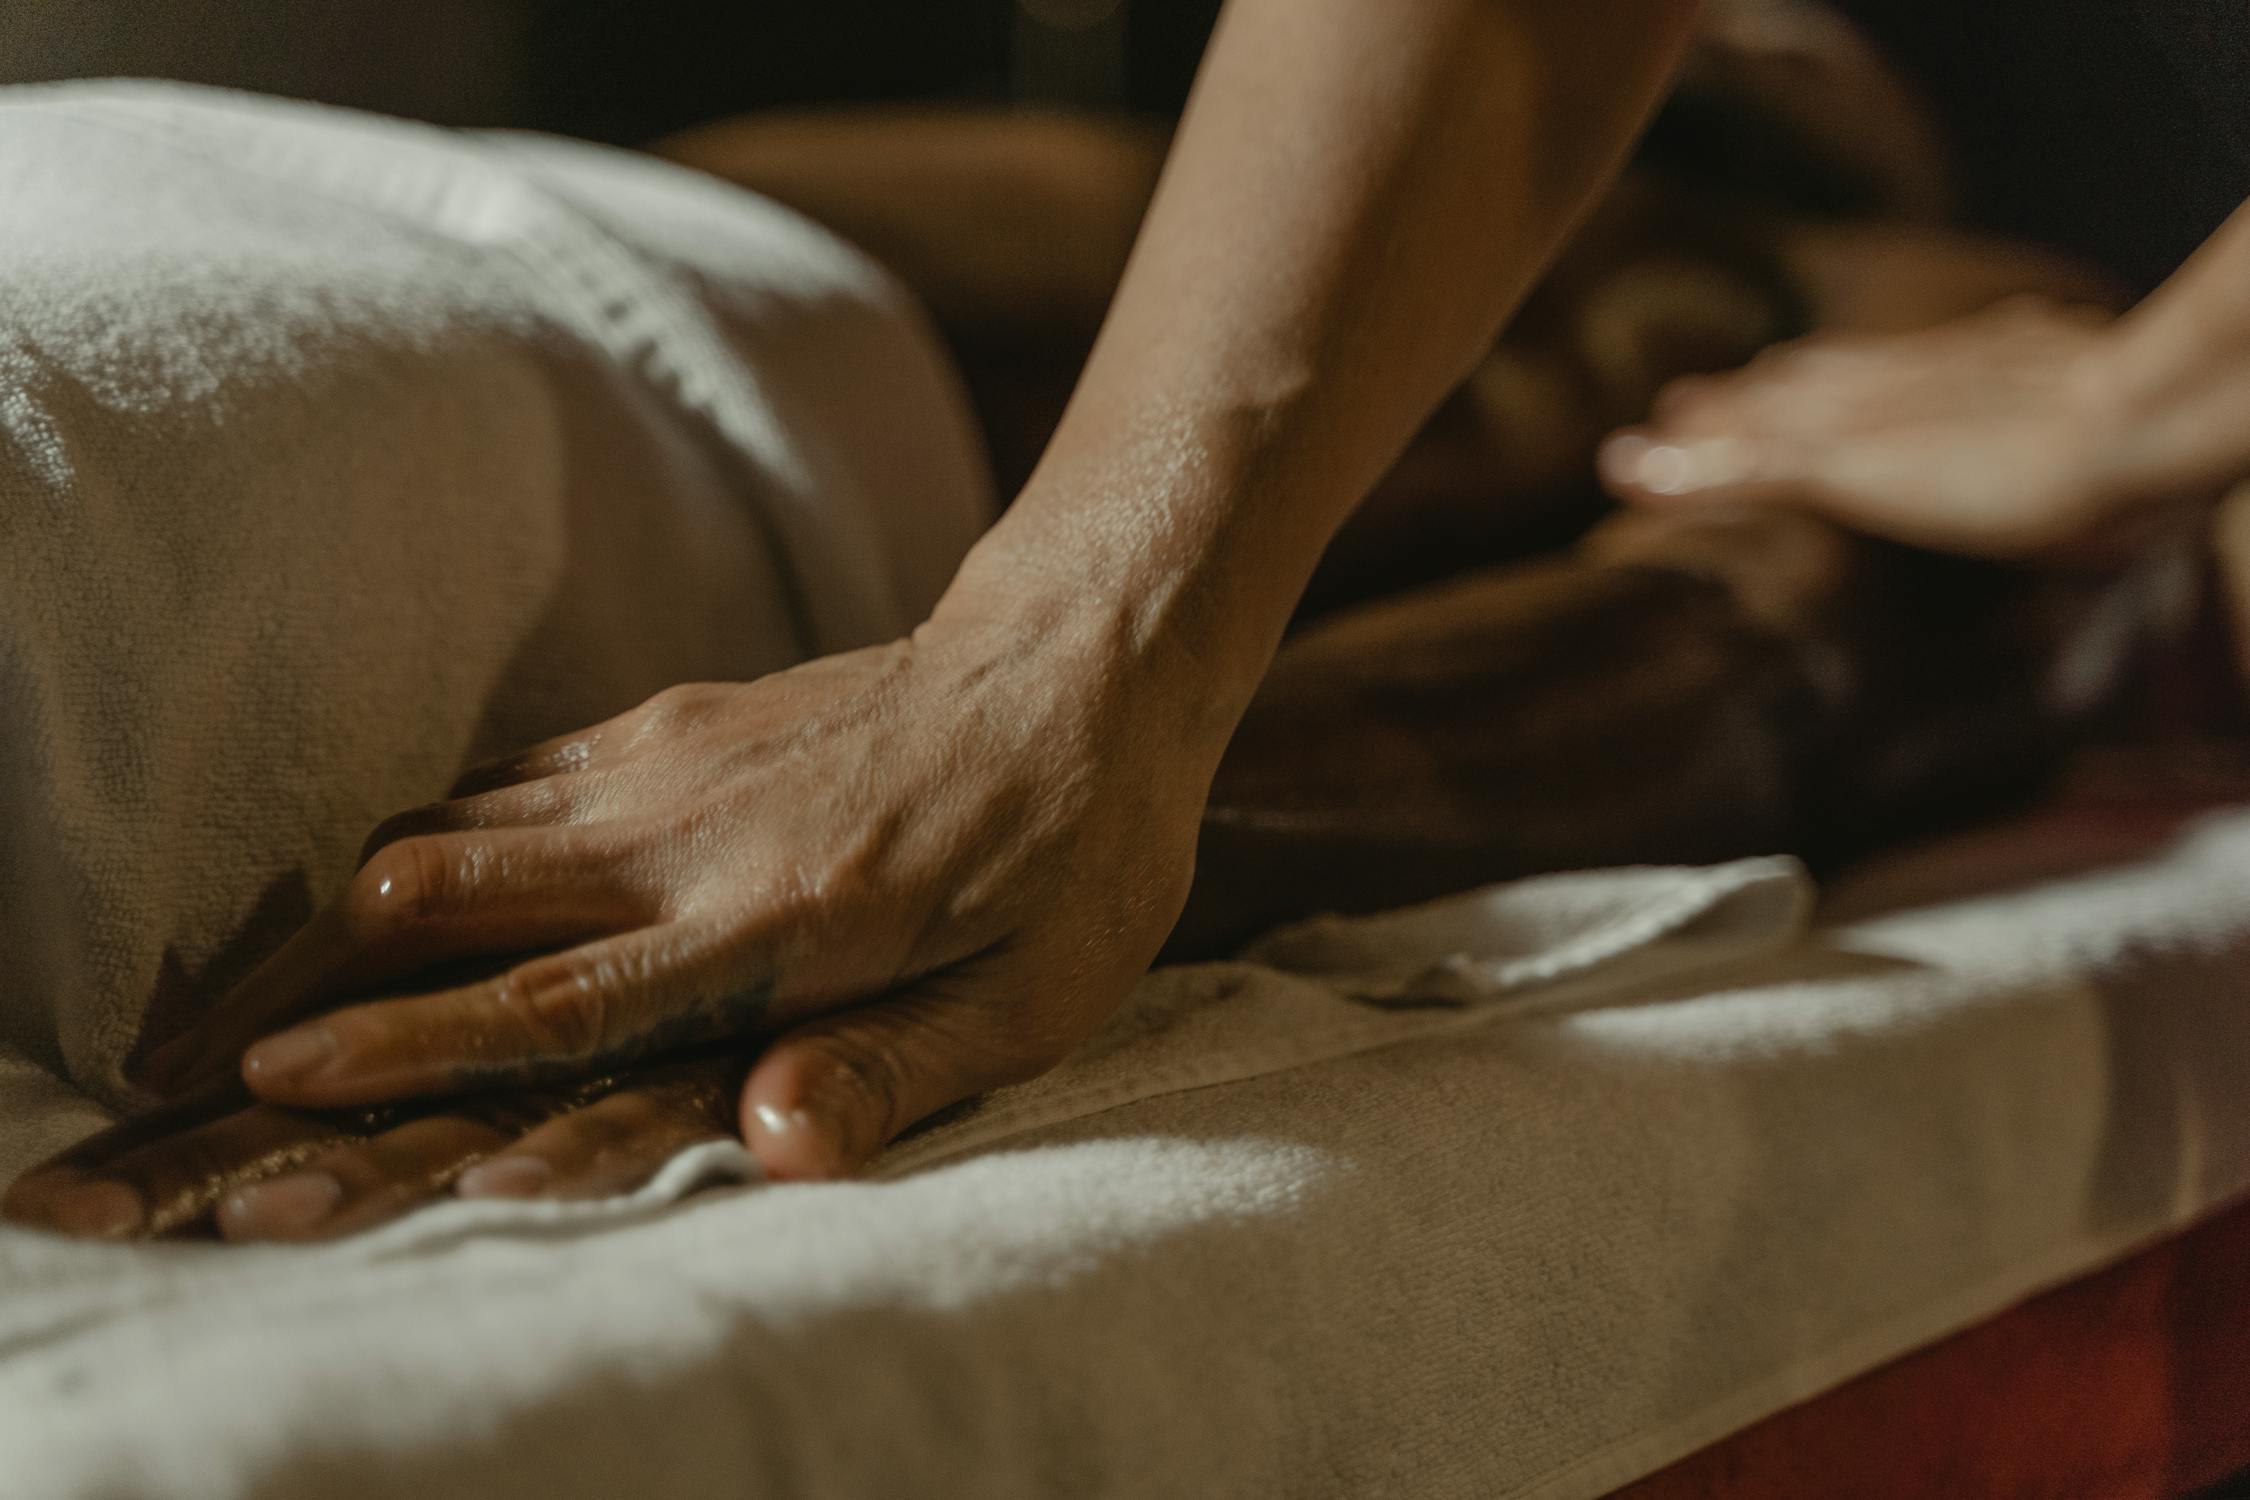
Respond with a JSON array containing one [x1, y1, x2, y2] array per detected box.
[[0, 1, 1225, 139], [8, 1, 2246, 291], [525, 0, 1227, 137]]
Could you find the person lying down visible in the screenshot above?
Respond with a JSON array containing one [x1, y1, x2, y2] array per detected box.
[[0, 28, 2224, 1243]]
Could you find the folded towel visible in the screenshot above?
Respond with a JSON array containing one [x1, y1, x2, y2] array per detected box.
[[0, 81, 992, 1103], [1243, 856, 1811, 1006]]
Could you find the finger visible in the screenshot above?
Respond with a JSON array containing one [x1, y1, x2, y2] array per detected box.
[[449, 725, 611, 798], [2, 1090, 244, 1238], [454, 1059, 741, 1202], [4, 1095, 354, 1240], [4, 1084, 250, 1186], [357, 780, 582, 867], [216, 1111, 524, 1242], [741, 987, 1046, 1181], [240, 922, 775, 1109], [136, 829, 662, 1097], [1599, 430, 1779, 505]]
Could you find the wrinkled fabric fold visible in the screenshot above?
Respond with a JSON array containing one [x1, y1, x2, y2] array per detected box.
[[0, 82, 992, 1103]]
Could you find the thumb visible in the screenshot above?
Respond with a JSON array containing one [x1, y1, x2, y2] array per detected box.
[[741, 989, 1043, 1181]]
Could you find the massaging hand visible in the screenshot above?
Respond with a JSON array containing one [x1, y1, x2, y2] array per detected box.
[[1598, 296, 2156, 557], [3, 1056, 745, 1240], [46, 0, 1709, 1229], [135, 606, 1208, 1182]]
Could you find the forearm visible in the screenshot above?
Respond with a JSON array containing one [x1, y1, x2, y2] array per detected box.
[[2097, 196, 2250, 504], [942, 0, 1701, 744]]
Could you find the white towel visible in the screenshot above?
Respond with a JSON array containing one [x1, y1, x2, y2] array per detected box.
[[0, 842, 1826, 1500], [0, 82, 992, 1103], [5, 806, 2249, 1500]]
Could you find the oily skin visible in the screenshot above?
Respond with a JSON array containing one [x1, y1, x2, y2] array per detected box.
[[4, 1061, 742, 1242], [111, 1, 1704, 1185], [1602, 196, 2250, 556], [134, 632, 1207, 1184]]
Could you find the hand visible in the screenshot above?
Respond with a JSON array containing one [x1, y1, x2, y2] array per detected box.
[[135, 607, 1210, 1181], [2, 1056, 743, 1242], [1599, 297, 2149, 558]]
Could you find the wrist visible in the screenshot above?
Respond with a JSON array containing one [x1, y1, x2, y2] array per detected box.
[[2066, 321, 2151, 511], [2089, 294, 2250, 511], [926, 523, 1267, 762], [2096, 300, 2200, 429], [934, 440, 1338, 727]]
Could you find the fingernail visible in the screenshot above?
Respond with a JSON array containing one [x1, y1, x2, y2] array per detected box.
[[455, 1157, 552, 1199], [750, 1101, 819, 1144], [50, 1181, 144, 1239], [749, 1100, 852, 1178], [220, 1171, 343, 1236], [1598, 432, 1652, 489], [1615, 437, 1751, 497], [242, 1027, 337, 1089], [1634, 443, 1699, 494]]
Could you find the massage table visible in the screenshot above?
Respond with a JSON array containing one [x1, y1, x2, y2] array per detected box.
[[1612, 757, 2250, 1500], [1617, 1196, 2250, 1497], [7, 753, 2249, 1498]]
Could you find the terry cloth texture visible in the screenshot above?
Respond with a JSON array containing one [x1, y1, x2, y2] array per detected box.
[[0, 82, 992, 1102], [3, 805, 2249, 1499]]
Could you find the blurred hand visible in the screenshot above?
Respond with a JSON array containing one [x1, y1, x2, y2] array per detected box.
[[1599, 297, 2149, 558]]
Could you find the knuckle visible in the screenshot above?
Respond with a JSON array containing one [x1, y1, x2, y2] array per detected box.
[[514, 777, 577, 825], [501, 949, 642, 1061], [497, 970, 605, 1063], [635, 682, 716, 737]]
